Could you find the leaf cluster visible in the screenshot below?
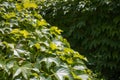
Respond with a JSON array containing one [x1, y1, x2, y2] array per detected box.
[[0, 0, 93, 80]]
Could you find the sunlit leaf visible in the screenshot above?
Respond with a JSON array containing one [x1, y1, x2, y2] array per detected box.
[[13, 68, 21, 79], [34, 43, 40, 49], [50, 42, 57, 50], [20, 30, 29, 38], [14, 50, 20, 57], [37, 19, 48, 26], [54, 68, 73, 80], [40, 57, 59, 69]]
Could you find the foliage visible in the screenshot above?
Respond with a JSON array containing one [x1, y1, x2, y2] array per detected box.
[[39, 0, 120, 80], [0, 0, 94, 80]]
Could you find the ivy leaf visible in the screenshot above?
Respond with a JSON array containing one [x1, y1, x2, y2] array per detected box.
[[23, 0, 38, 9], [20, 30, 29, 38], [40, 57, 59, 70], [21, 67, 28, 80], [6, 60, 15, 69], [50, 26, 63, 35], [78, 74, 89, 80], [50, 42, 57, 50], [54, 68, 73, 80], [37, 19, 48, 26], [13, 62, 32, 79], [14, 49, 20, 57], [13, 67, 29, 79], [13, 68, 21, 79], [34, 43, 40, 49], [73, 65, 85, 70]]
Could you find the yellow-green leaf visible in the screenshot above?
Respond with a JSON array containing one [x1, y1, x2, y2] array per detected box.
[[50, 42, 57, 50], [50, 26, 63, 35], [23, 2, 38, 9], [16, 3, 22, 11], [34, 43, 40, 49], [11, 29, 20, 33], [37, 19, 48, 27], [74, 52, 87, 61], [20, 30, 29, 38], [66, 58, 73, 64], [3, 12, 16, 19], [64, 48, 73, 53]]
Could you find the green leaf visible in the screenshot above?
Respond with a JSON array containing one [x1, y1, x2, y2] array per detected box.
[[54, 68, 73, 80], [50, 42, 57, 50], [21, 67, 28, 80], [6, 60, 15, 69], [73, 65, 86, 70], [13, 68, 21, 79], [14, 50, 20, 57], [78, 74, 89, 80], [40, 57, 59, 70]]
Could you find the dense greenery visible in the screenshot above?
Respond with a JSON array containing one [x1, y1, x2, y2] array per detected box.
[[0, 0, 95, 80], [39, 0, 120, 80]]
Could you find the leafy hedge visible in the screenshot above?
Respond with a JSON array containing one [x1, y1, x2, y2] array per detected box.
[[0, 0, 93, 80], [39, 0, 120, 79]]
